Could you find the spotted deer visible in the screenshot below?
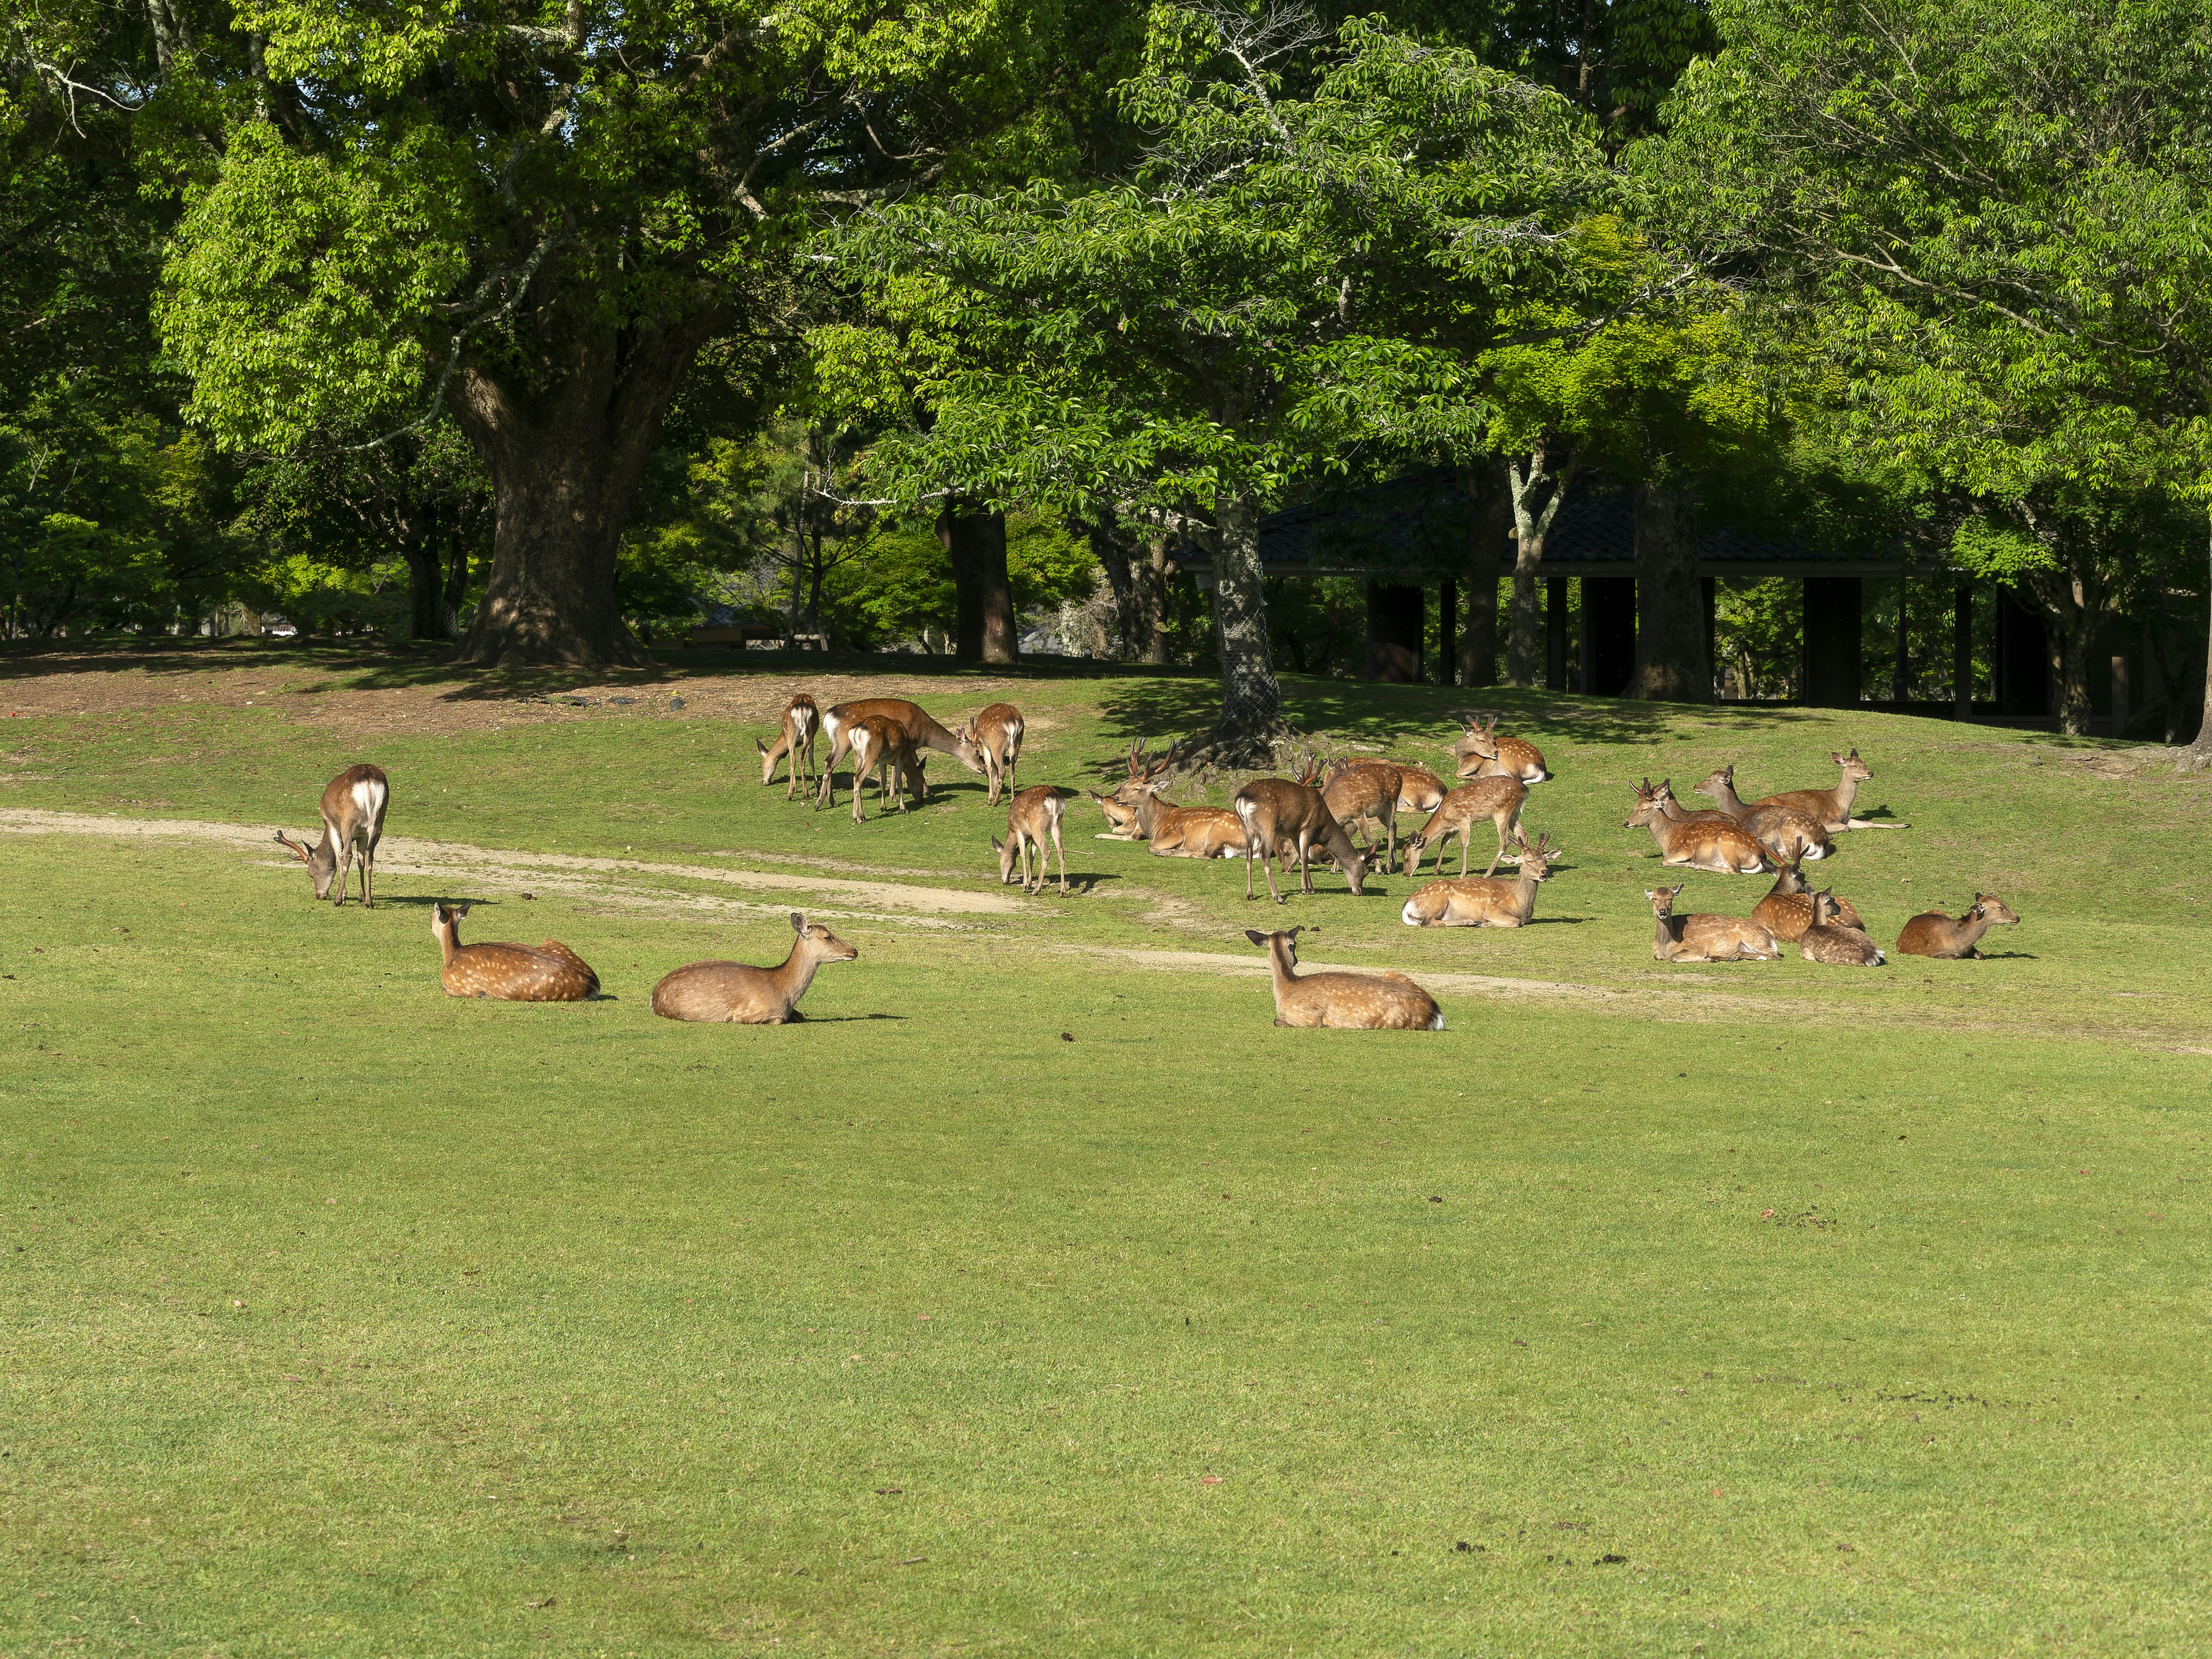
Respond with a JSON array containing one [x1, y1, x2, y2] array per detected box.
[[1399, 774, 1527, 879], [993, 785, 1069, 896], [816, 699, 984, 808], [1243, 927, 1444, 1030], [1896, 894, 2020, 959], [1321, 759, 1403, 864], [1401, 832, 1558, 927], [1232, 764, 1371, 903], [1086, 789, 1143, 839], [274, 763, 390, 907], [1645, 885, 1782, 963], [1750, 859, 1865, 942], [961, 703, 1025, 805], [1691, 765, 1832, 862], [1625, 780, 1771, 874], [650, 912, 858, 1023], [1798, 890, 1886, 965], [1112, 741, 1249, 858], [1453, 714, 1550, 783], [430, 903, 599, 1000], [1750, 748, 1903, 832], [1395, 764, 1448, 813], [756, 694, 819, 800]]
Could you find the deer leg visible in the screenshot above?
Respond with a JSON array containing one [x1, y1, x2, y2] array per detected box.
[[1457, 831, 1469, 878], [1244, 840, 1258, 902], [1299, 832, 1315, 895], [1482, 817, 1509, 879], [1384, 802, 1397, 866], [362, 846, 374, 909], [1051, 821, 1067, 895]]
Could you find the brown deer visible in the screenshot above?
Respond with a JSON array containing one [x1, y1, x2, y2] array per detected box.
[[994, 785, 1069, 896], [816, 699, 984, 808], [1244, 927, 1444, 1030], [1400, 775, 1528, 879], [1691, 765, 1833, 862], [1624, 780, 1771, 874], [1798, 891, 1885, 965], [1321, 760, 1403, 864], [1232, 766, 1371, 903], [1749, 749, 1904, 832], [1645, 885, 1782, 963], [960, 703, 1025, 805], [1453, 714, 1550, 783], [1751, 859, 1865, 942], [1401, 832, 1558, 927], [1111, 740, 1249, 859], [756, 694, 819, 800], [1897, 894, 2020, 959], [843, 715, 919, 824], [1396, 764, 1447, 813], [430, 903, 600, 1000], [274, 763, 391, 907], [1086, 789, 1143, 839], [650, 912, 858, 1023]]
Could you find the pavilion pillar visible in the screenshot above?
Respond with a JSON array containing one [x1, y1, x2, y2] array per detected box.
[[1581, 576, 1636, 696], [1366, 582, 1425, 683], [1545, 577, 1569, 691], [1953, 578, 1974, 719], [1802, 576, 1862, 707], [1438, 579, 1457, 686]]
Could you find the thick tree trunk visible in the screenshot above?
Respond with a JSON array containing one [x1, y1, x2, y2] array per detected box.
[[2022, 564, 2104, 737], [1628, 481, 1711, 702], [937, 499, 1018, 665], [1458, 461, 1507, 688], [1211, 494, 1281, 735], [2179, 509, 2212, 765], [1505, 446, 1576, 687], [1083, 509, 1168, 664]]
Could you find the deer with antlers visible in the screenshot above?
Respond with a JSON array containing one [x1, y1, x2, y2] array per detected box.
[[1401, 831, 1559, 927], [1453, 714, 1550, 783], [1645, 885, 1782, 963], [651, 912, 858, 1022], [959, 703, 1025, 806], [994, 785, 1069, 896], [430, 903, 600, 1000], [756, 694, 819, 800], [274, 764, 390, 908], [1624, 780, 1771, 874], [1751, 859, 1866, 942], [815, 699, 984, 809], [1108, 740, 1249, 858], [1897, 894, 2020, 959], [1399, 774, 1527, 880], [1233, 757, 1371, 903], [1244, 927, 1444, 1029]]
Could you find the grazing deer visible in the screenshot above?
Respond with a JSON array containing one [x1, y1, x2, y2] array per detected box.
[[1897, 894, 2020, 959], [1453, 714, 1550, 783], [961, 703, 1025, 805], [1244, 927, 1444, 1030], [1400, 775, 1528, 879], [1798, 891, 1885, 965], [274, 763, 390, 907], [1321, 760, 1403, 864], [1232, 764, 1371, 903], [1749, 749, 1903, 832], [1396, 764, 1447, 813], [651, 912, 858, 1023], [1645, 885, 1782, 963], [843, 715, 919, 824], [1751, 859, 1865, 942], [1624, 779, 1771, 874], [816, 699, 984, 808], [1691, 765, 1832, 861], [1401, 832, 1558, 927], [994, 785, 1069, 896], [430, 903, 599, 1000], [756, 694, 820, 800]]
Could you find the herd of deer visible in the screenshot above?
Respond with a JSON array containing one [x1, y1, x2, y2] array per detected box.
[[269, 696, 2018, 1031]]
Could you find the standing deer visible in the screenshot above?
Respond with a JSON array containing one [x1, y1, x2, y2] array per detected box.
[[1897, 894, 2020, 959], [1624, 780, 1771, 874], [1395, 764, 1448, 813], [1645, 885, 1782, 963], [651, 912, 858, 1023], [1749, 749, 1903, 832], [816, 699, 984, 808], [274, 763, 390, 908], [1321, 760, 1403, 864], [1453, 714, 1550, 783], [1244, 927, 1444, 1030], [1751, 859, 1866, 942], [1232, 765, 1371, 903], [430, 903, 600, 1000], [1691, 765, 1833, 861], [962, 703, 1025, 805], [843, 715, 918, 824], [1798, 890, 1885, 965], [756, 694, 820, 800], [1401, 832, 1558, 927], [1399, 775, 1528, 879], [994, 785, 1069, 896]]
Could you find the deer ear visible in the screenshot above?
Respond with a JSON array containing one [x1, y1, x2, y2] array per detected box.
[[454, 903, 471, 916], [790, 911, 805, 932], [755, 737, 768, 753], [1244, 929, 1268, 948], [991, 836, 1005, 851]]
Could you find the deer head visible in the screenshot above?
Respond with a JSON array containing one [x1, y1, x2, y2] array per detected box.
[[1969, 893, 2021, 927], [1623, 779, 1664, 830], [1834, 749, 1872, 782], [1244, 925, 1304, 967], [1772, 857, 1810, 895], [1513, 831, 1560, 879], [1643, 884, 1684, 919], [431, 902, 471, 948], [1693, 763, 1734, 799], [274, 829, 338, 899], [789, 911, 859, 963]]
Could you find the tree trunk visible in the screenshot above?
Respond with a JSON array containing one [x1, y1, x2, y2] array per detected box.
[[2179, 507, 2212, 764], [440, 532, 470, 639], [1505, 446, 1576, 686], [403, 501, 445, 641], [1628, 481, 1711, 703], [937, 499, 1018, 665], [1458, 461, 1507, 688], [2022, 564, 2103, 737], [1211, 493, 1281, 734], [1082, 509, 1168, 664], [1139, 540, 1172, 664]]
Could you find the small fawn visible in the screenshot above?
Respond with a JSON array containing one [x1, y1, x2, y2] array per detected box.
[[1798, 891, 1885, 965], [756, 694, 820, 800], [1751, 859, 1865, 942], [1321, 760, 1403, 863], [994, 785, 1069, 896], [843, 715, 919, 824], [1232, 766, 1370, 903], [1896, 894, 2020, 959], [1691, 765, 1832, 862], [651, 912, 858, 1023], [962, 703, 1025, 805], [431, 903, 600, 1000], [1244, 927, 1444, 1030], [1645, 885, 1782, 963], [1624, 780, 1771, 874], [1399, 775, 1527, 879], [1401, 831, 1557, 927], [1085, 789, 1142, 839], [1453, 713, 1550, 783], [275, 763, 390, 907]]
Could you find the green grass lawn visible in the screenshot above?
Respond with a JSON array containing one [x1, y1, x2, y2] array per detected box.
[[4, 641, 2209, 1656]]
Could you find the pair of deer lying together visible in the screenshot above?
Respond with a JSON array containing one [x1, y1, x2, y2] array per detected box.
[[1624, 751, 1904, 873], [1649, 861, 2021, 965], [758, 694, 1027, 820]]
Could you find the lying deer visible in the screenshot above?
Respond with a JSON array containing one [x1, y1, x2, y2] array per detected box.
[[1624, 779, 1771, 874], [430, 903, 600, 1000], [1401, 775, 1528, 879], [844, 715, 919, 824], [1112, 740, 1248, 858], [1233, 766, 1370, 903], [275, 763, 391, 907], [1692, 764, 1832, 862], [1086, 789, 1143, 839], [1750, 748, 1903, 832], [756, 694, 819, 800], [1798, 891, 1885, 965], [1896, 894, 2020, 959], [1645, 885, 1782, 963], [816, 699, 984, 808], [651, 912, 858, 1023], [1751, 859, 1865, 942], [994, 785, 1069, 896], [1401, 832, 1558, 927], [1453, 713, 1550, 783], [1244, 927, 1443, 1029], [1321, 760, 1403, 864], [961, 703, 1025, 805]]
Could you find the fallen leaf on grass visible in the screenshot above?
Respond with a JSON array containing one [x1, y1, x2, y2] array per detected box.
[[1199, 1475, 1224, 1486]]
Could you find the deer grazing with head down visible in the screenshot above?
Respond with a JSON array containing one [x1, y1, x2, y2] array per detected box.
[[1244, 927, 1444, 1029], [275, 763, 390, 908], [1645, 885, 1782, 963], [1691, 765, 1832, 862], [815, 699, 984, 809], [1401, 832, 1558, 927], [1624, 780, 1771, 874], [1453, 713, 1550, 783], [1751, 858, 1865, 942], [960, 703, 1025, 805], [994, 785, 1069, 896], [1798, 891, 1885, 965], [1232, 758, 1371, 903], [1320, 759, 1404, 865], [651, 912, 858, 1023], [430, 903, 600, 1000], [1896, 894, 2020, 959], [1399, 774, 1527, 879], [756, 694, 819, 800]]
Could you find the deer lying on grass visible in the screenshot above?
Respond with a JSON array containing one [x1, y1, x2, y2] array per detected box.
[[1692, 765, 1832, 862], [1400, 775, 1528, 879], [431, 903, 600, 1000], [651, 912, 858, 1023], [1624, 780, 1771, 874], [1453, 713, 1550, 783], [1109, 740, 1248, 858], [1244, 927, 1444, 1029], [1321, 760, 1403, 865], [1750, 748, 1903, 832], [1233, 763, 1371, 903], [816, 699, 984, 808], [994, 785, 1069, 896], [1086, 789, 1143, 839], [1751, 859, 1865, 942], [275, 763, 390, 908], [960, 703, 1025, 805], [1896, 894, 2020, 959], [844, 715, 919, 824], [756, 694, 819, 800], [1645, 885, 1782, 963], [1401, 832, 1558, 927], [1798, 891, 1885, 965]]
